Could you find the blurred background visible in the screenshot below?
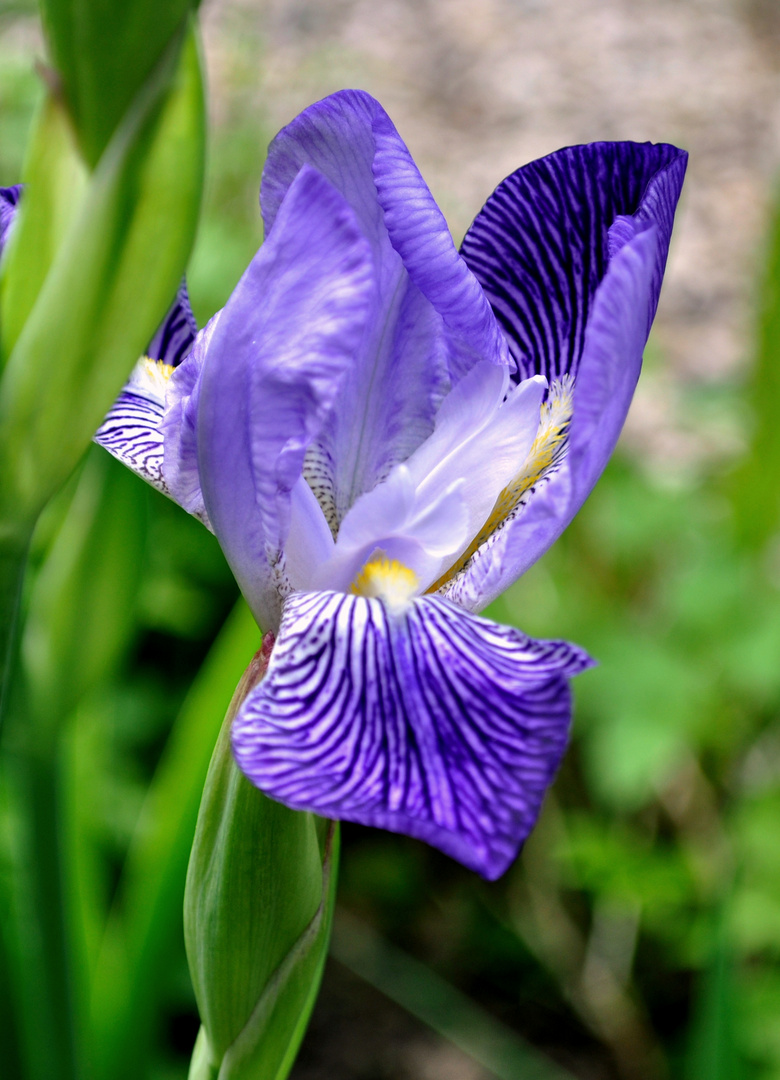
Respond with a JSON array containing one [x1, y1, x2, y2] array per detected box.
[[3, 0, 780, 1077]]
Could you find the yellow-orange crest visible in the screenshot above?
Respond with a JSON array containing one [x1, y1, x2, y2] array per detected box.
[[351, 553, 419, 611]]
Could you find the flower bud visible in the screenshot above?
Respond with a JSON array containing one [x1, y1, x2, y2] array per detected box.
[[184, 634, 339, 1080]]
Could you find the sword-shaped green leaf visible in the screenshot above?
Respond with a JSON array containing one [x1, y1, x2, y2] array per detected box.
[[39, 0, 198, 165]]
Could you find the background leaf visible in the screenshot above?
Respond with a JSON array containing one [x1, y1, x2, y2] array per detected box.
[[39, 0, 198, 165], [0, 23, 205, 528]]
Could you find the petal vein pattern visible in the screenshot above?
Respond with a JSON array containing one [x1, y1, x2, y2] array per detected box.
[[232, 591, 593, 879], [460, 142, 686, 383]]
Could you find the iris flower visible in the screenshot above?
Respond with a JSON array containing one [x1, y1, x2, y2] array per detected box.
[[2, 92, 685, 878]]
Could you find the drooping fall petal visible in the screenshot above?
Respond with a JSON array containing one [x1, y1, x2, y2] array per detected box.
[[232, 589, 592, 879]]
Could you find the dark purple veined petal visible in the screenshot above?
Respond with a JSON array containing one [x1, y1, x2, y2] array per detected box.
[[260, 90, 506, 523], [444, 142, 687, 611], [446, 223, 660, 611], [460, 141, 687, 383], [0, 185, 21, 256], [197, 165, 374, 632], [94, 283, 199, 495], [232, 590, 592, 879], [147, 279, 198, 368]]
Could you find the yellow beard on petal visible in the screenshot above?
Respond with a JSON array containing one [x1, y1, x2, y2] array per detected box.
[[428, 373, 575, 592], [141, 356, 175, 391], [351, 553, 419, 612]]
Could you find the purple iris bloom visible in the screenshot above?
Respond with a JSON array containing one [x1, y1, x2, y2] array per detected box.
[[19, 89, 684, 879]]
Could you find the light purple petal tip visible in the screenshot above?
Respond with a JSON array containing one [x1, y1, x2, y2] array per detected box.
[[263, 89, 506, 376], [370, 105, 509, 376], [232, 590, 592, 880]]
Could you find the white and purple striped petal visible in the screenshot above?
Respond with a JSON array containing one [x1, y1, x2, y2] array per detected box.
[[232, 590, 592, 879], [93, 282, 199, 495]]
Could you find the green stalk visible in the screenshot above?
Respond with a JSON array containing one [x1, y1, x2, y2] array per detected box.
[[7, 724, 81, 1080], [0, 526, 31, 726]]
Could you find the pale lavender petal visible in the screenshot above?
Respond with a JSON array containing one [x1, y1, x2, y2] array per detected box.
[[232, 590, 592, 880], [460, 141, 687, 382], [261, 90, 507, 519], [372, 110, 509, 377], [197, 165, 374, 632], [318, 364, 546, 594], [0, 185, 21, 255]]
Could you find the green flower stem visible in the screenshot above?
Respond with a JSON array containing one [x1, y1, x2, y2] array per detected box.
[[184, 644, 339, 1080], [91, 599, 260, 1080], [0, 525, 32, 726], [9, 722, 82, 1080]]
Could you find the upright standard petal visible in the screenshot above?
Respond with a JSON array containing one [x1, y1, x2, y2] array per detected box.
[[260, 90, 508, 522], [445, 142, 687, 610], [263, 90, 507, 374], [197, 165, 374, 632], [232, 590, 592, 880], [460, 141, 687, 382], [94, 282, 199, 494]]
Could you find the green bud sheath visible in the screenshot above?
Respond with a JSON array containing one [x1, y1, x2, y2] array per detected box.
[[185, 634, 339, 1080]]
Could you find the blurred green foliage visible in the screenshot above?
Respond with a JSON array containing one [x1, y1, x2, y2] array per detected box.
[[3, 5, 780, 1079], [38, 0, 198, 165]]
